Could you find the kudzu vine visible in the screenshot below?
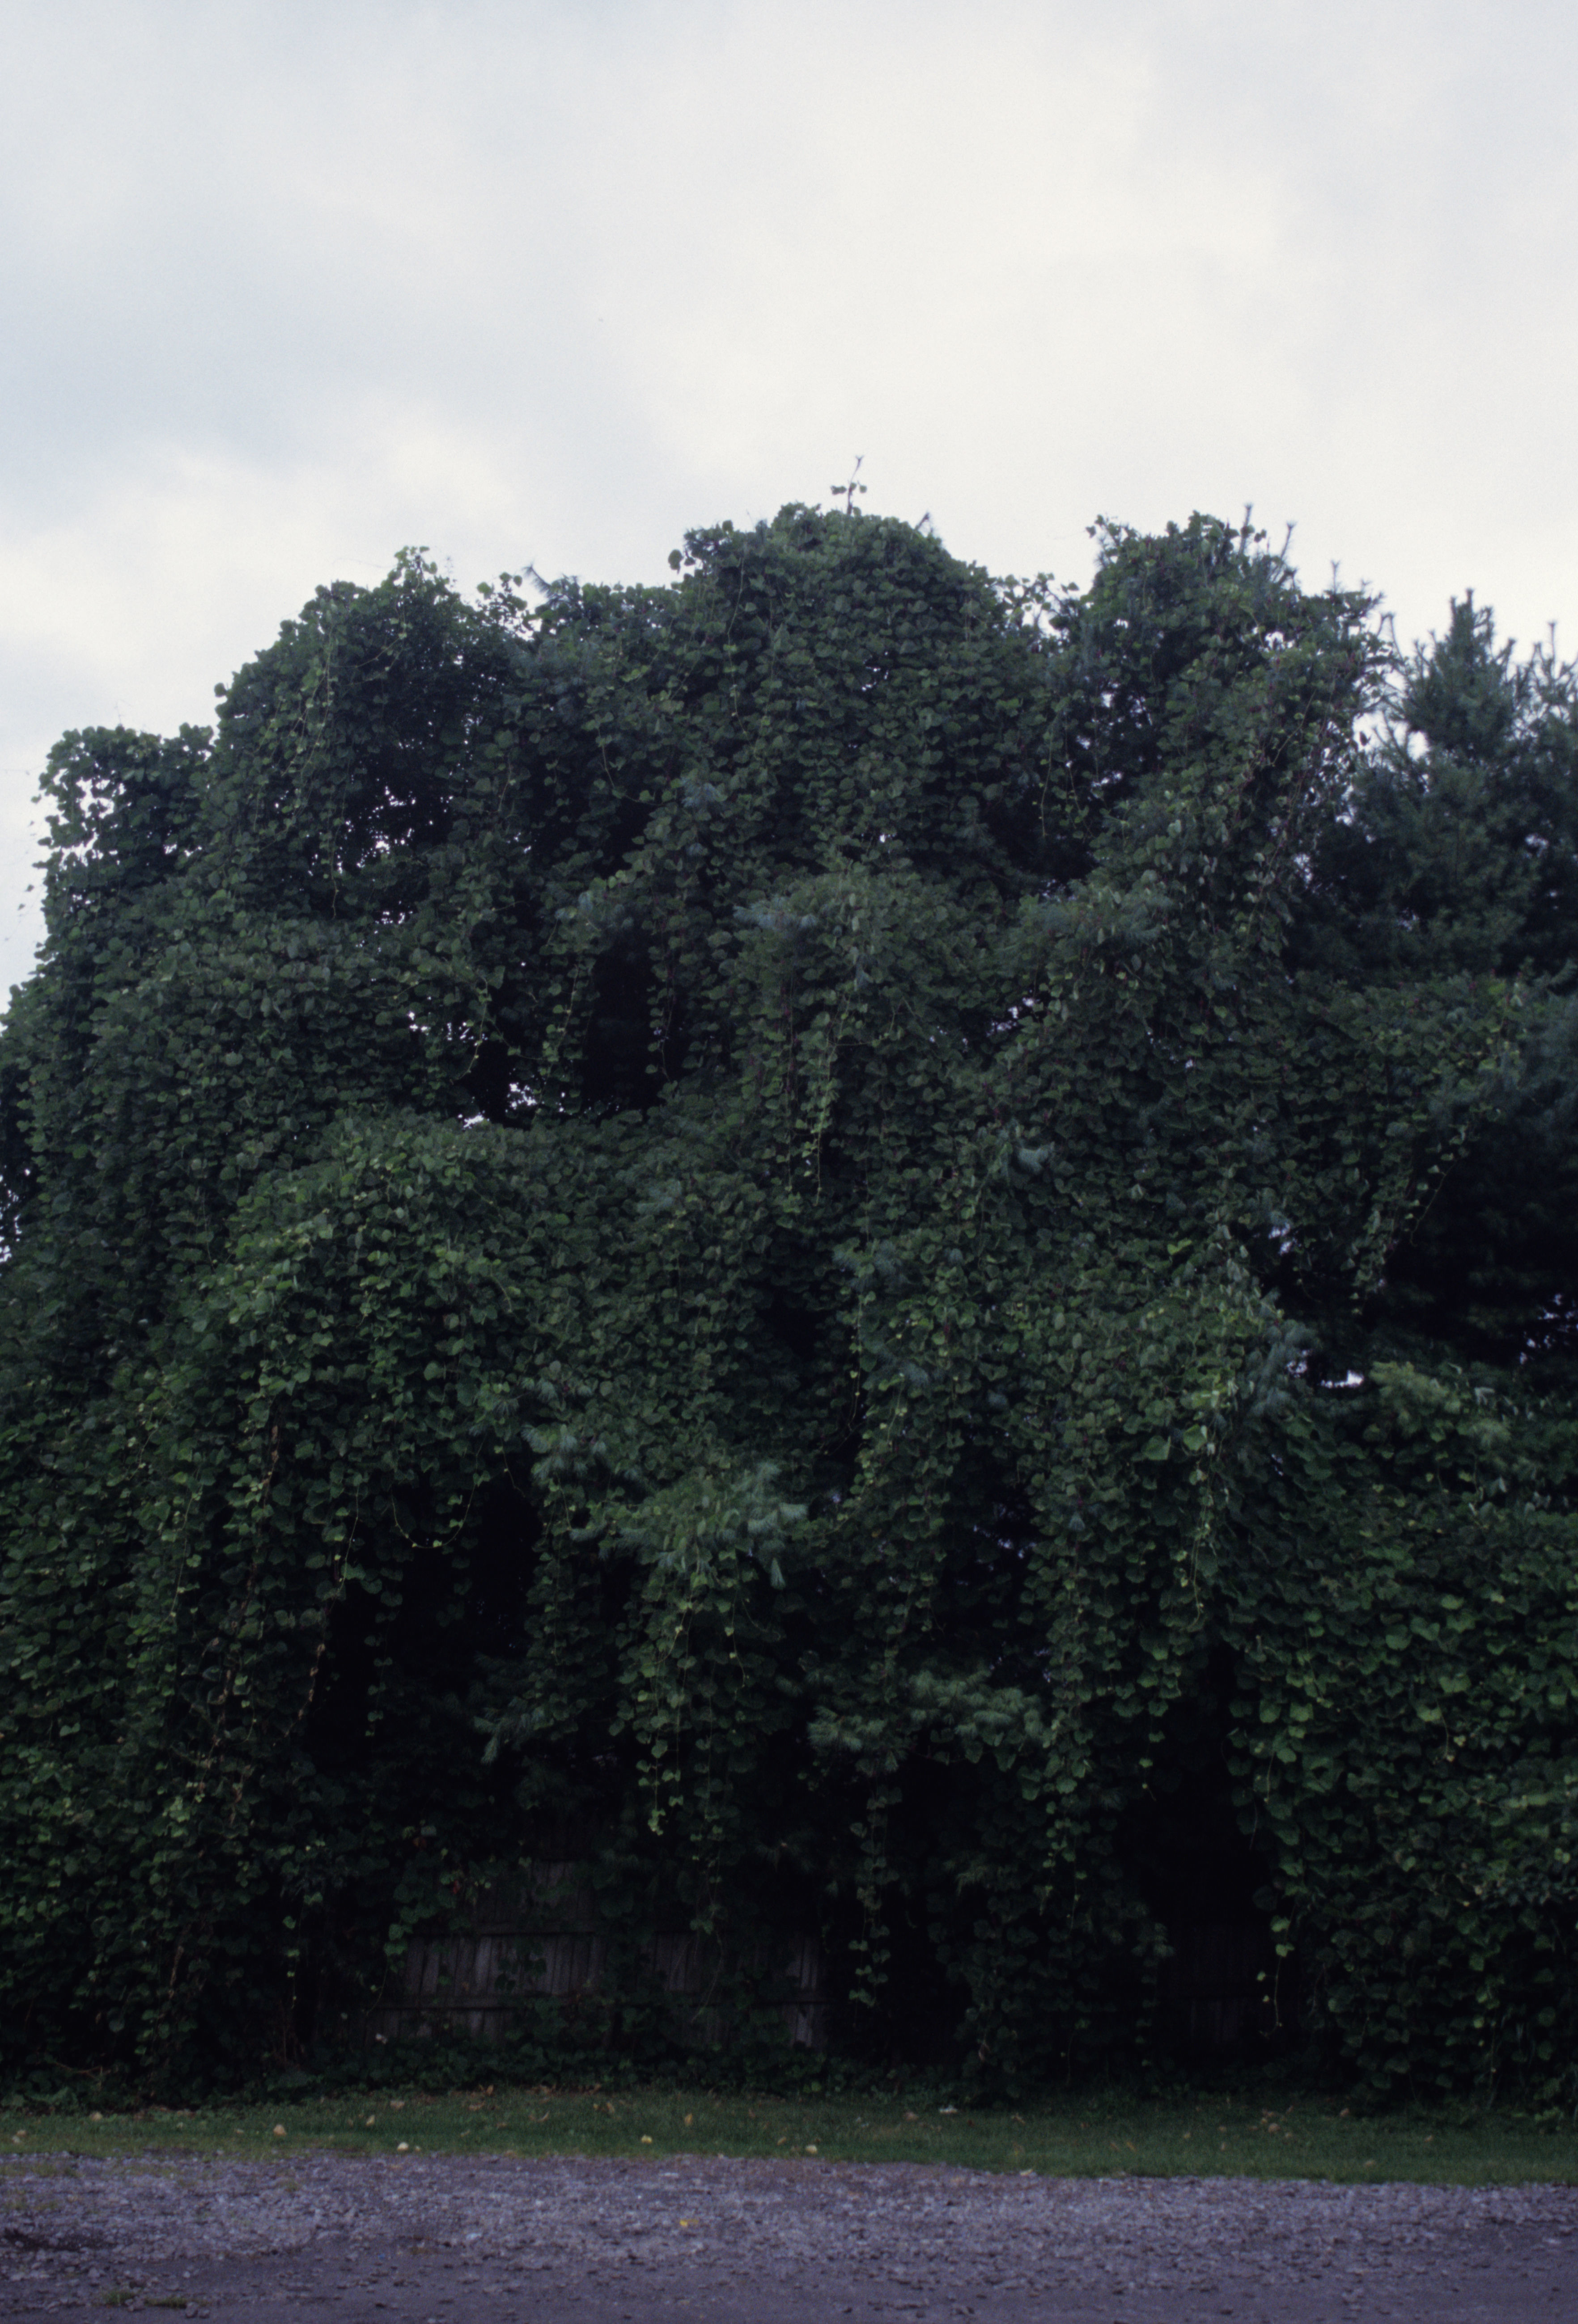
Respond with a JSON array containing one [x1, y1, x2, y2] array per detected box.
[[3, 507, 1577, 2098]]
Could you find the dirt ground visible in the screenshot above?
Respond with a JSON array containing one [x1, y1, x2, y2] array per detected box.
[[4, 2148, 1578, 2321]]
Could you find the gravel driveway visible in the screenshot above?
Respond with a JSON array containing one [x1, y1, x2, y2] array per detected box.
[[4, 2149, 1577, 2321]]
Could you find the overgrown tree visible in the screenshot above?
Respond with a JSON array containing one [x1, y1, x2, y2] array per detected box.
[[2, 507, 1576, 2098]]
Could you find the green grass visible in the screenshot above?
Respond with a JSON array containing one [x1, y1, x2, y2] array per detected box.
[[5, 2084, 1578, 2184]]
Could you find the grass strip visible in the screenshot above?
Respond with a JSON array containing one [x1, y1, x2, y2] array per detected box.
[[5, 2085, 1578, 2185]]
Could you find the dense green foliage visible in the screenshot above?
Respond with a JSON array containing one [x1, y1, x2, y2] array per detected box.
[[4, 507, 1578, 2098]]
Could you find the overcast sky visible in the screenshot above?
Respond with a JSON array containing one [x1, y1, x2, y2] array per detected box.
[[3, 0, 1575, 996]]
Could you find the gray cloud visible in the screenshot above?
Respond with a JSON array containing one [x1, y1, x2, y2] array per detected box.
[[4, 0, 1577, 993]]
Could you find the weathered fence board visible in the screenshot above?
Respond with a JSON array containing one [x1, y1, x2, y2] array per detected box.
[[1158, 1919, 1281, 2051]]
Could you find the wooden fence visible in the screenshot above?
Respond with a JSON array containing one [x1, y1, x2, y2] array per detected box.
[[366, 1862, 828, 2050]]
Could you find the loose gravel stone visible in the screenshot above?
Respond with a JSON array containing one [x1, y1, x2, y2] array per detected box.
[[2, 2149, 1576, 2320]]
